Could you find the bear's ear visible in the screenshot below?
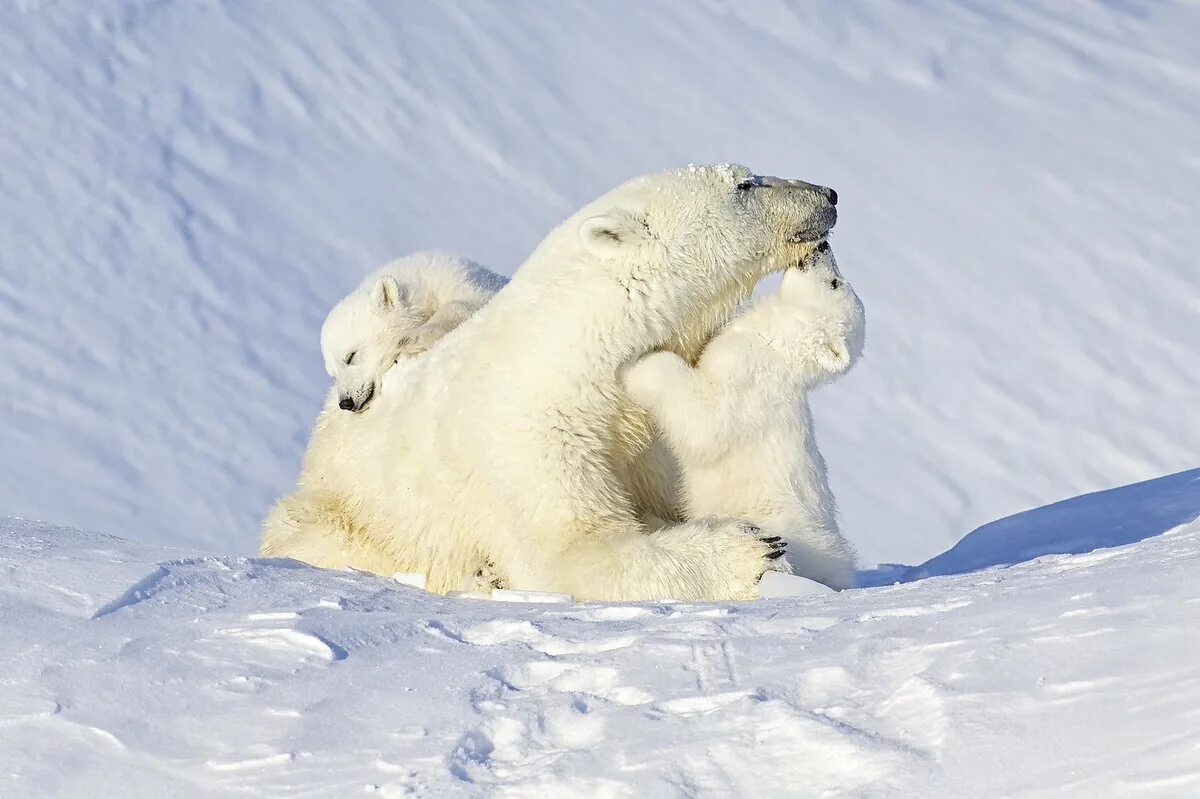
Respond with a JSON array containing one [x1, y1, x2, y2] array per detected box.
[[579, 209, 651, 257], [816, 335, 852, 373], [372, 275, 406, 310]]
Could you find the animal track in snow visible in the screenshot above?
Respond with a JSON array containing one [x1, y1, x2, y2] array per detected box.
[[490, 661, 654, 706], [789, 645, 951, 756]]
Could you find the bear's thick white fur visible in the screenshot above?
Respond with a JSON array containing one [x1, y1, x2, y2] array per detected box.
[[623, 243, 864, 590], [262, 165, 838, 601], [320, 251, 507, 412]]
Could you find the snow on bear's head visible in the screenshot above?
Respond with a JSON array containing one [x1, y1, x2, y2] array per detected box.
[[572, 164, 838, 354], [775, 241, 866, 382], [320, 274, 425, 413]]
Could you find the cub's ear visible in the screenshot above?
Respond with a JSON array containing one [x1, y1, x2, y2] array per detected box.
[[579, 209, 651, 257], [815, 334, 852, 373], [372, 275, 406, 310]]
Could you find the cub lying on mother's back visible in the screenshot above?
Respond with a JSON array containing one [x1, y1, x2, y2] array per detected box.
[[320, 250, 507, 412], [623, 242, 864, 590], [261, 250, 506, 584]]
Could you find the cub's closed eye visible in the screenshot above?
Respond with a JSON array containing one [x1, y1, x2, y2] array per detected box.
[[344, 351, 357, 365], [829, 278, 841, 290]]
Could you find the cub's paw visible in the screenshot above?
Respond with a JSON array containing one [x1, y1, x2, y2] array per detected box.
[[621, 350, 690, 407]]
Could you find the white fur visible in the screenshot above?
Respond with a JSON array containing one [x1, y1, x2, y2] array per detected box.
[[622, 244, 864, 590], [262, 164, 838, 601], [319, 251, 507, 412]]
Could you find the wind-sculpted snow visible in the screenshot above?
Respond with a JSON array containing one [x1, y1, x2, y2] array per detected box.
[[2, 2, 1200, 567], [901, 467, 1200, 582], [2, 511, 1199, 797]]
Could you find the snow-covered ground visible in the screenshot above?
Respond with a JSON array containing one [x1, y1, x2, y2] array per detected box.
[[4, 2, 1200, 795], [4, 495, 1199, 797], [3, 1, 1199, 566]]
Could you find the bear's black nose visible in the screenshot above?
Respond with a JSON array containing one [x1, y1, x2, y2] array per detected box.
[[816, 240, 831, 253], [338, 396, 356, 411], [825, 188, 838, 206]]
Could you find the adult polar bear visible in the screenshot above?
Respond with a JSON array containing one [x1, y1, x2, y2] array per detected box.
[[263, 164, 838, 601]]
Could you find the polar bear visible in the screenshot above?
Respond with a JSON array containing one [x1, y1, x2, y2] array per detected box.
[[262, 164, 838, 601], [320, 251, 507, 412], [622, 241, 864, 589]]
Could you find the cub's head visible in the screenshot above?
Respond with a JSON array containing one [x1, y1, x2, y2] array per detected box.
[[320, 274, 424, 413], [776, 241, 866, 381]]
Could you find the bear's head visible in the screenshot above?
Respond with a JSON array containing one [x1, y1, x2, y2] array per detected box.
[[775, 241, 866, 383], [320, 274, 426, 413], [574, 164, 838, 358]]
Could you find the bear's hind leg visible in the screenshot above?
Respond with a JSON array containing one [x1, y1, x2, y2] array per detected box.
[[260, 490, 401, 575]]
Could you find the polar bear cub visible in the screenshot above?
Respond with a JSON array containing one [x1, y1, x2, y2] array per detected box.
[[622, 242, 864, 590], [320, 251, 507, 412]]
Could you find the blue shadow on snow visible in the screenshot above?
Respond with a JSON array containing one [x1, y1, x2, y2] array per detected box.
[[859, 467, 1200, 586]]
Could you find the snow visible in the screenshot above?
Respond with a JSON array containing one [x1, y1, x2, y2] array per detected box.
[[3, 2, 1200, 794], [3, 506, 1199, 797], [391, 572, 427, 591], [3, 1, 1199, 566], [756, 570, 834, 599], [899, 466, 1200, 583], [490, 589, 575, 605]]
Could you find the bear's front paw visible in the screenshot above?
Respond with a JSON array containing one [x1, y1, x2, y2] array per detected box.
[[738, 525, 793, 580], [621, 350, 689, 407], [671, 518, 793, 599], [758, 534, 791, 571]]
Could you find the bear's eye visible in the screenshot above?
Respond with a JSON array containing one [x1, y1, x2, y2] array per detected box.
[[344, 351, 357, 365], [735, 178, 757, 191], [829, 278, 841, 290]]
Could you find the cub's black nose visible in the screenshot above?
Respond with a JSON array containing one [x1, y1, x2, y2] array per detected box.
[[816, 240, 831, 253], [825, 187, 838, 206], [338, 396, 355, 411]]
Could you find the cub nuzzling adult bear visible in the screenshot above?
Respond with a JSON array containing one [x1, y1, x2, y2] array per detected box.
[[623, 242, 864, 590]]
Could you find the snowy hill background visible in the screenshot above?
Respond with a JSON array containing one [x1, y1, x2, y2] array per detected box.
[[4, 3, 1200, 796], [3, 0, 1199, 568]]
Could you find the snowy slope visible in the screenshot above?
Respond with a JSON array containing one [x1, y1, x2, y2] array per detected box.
[[3, 504, 1199, 798], [2, 2, 1199, 566]]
